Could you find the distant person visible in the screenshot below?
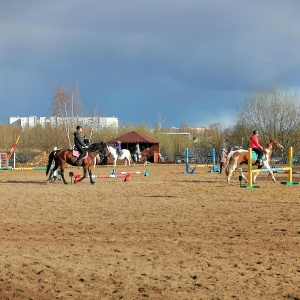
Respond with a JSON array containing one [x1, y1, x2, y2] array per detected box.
[[83, 135, 90, 147], [219, 146, 227, 174], [135, 143, 141, 162], [250, 130, 263, 166], [115, 139, 121, 156], [73, 125, 87, 165]]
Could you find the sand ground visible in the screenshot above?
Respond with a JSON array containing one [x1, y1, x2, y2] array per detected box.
[[0, 163, 299, 299]]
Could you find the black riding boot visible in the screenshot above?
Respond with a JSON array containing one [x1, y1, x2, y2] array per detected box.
[[75, 153, 84, 166]]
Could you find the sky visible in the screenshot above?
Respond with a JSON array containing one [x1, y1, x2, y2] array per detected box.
[[1, 0, 300, 129]]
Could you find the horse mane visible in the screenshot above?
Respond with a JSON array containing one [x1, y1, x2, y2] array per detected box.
[[264, 138, 277, 149], [88, 141, 106, 152]]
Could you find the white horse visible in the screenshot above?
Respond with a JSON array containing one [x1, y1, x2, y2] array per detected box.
[[106, 145, 132, 167]]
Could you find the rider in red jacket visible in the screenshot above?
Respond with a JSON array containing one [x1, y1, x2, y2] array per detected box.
[[250, 130, 263, 166]]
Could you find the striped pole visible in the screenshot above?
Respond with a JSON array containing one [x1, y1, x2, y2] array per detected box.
[[0, 167, 47, 171], [110, 170, 150, 177], [7, 135, 20, 160], [74, 173, 131, 182]]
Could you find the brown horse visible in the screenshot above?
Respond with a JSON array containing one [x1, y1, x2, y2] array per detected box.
[[139, 148, 153, 166], [225, 138, 284, 183], [46, 141, 107, 184]]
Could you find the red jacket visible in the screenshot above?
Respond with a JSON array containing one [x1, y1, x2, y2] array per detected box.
[[250, 135, 263, 149]]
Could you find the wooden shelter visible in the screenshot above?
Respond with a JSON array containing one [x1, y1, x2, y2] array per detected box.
[[108, 131, 160, 163]]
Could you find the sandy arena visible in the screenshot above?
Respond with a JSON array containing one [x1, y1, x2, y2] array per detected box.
[[0, 163, 299, 299]]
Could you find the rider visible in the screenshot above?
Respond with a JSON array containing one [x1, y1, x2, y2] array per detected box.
[[250, 130, 263, 166], [74, 125, 87, 165], [115, 139, 121, 157], [135, 143, 141, 162]]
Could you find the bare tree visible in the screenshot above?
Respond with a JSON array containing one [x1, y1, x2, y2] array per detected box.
[[155, 110, 166, 131], [52, 84, 82, 148], [234, 86, 300, 153]]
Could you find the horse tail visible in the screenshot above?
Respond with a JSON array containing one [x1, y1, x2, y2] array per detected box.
[[224, 150, 233, 168], [46, 150, 55, 176], [224, 150, 236, 176]]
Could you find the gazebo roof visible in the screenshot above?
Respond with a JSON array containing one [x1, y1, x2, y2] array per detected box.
[[108, 131, 159, 144]]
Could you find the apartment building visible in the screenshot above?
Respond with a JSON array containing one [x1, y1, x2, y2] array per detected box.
[[9, 116, 119, 129]]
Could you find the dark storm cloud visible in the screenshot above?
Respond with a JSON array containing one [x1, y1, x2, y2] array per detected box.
[[1, 0, 300, 127]]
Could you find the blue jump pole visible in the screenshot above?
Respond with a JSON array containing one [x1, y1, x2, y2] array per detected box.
[[210, 148, 220, 173], [184, 148, 221, 174], [184, 148, 197, 174], [185, 149, 189, 174], [256, 168, 287, 172]]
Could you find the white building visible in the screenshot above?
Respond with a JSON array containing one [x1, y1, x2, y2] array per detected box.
[[9, 116, 119, 129]]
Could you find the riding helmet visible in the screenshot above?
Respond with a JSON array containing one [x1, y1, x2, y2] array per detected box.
[[253, 130, 258, 135]]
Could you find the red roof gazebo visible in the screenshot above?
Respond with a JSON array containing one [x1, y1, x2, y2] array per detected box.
[[108, 131, 160, 163]]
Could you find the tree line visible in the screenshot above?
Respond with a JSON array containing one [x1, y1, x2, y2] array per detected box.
[[1, 86, 300, 157]]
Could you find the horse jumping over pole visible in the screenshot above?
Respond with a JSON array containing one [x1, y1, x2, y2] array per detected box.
[[106, 145, 132, 168], [225, 138, 284, 184], [46, 141, 107, 185]]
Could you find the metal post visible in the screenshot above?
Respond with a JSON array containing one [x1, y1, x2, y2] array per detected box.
[[288, 147, 293, 183], [185, 148, 189, 174], [248, 148, 253, 187]]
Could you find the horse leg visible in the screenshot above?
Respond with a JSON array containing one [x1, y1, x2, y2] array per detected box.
[[76, 166, 88, 183], [60, 171, 68, 184], [93, 155, 97, 167], [238, 167, 248, 183], [253, 171, 260, 183], [88, 167, 95, 184], [77, 165, 95, 184], [47, 169, 55, 182], [269, 170, 276, 182], [226, 167, 234, 183], [263, 162, 276, 183], [47, 168, 55, 183], [60, 164, 68, 184], [226, 163, 237, 183], [47, 162, 59, 183]]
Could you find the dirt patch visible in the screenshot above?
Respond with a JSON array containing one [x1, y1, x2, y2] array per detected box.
[[0, 164, 299, 299]]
